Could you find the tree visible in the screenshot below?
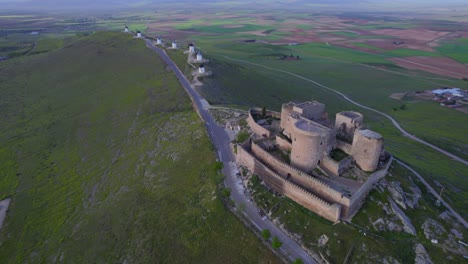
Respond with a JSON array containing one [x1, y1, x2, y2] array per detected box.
[[292, 259, 304, 264], [261, 106, 267, 118], [236, 130, 250, 143], [400, 104, 407, 110], [272, 236, 282, 249], [261, 229, 271, 239], [214, 161, 224, 171]]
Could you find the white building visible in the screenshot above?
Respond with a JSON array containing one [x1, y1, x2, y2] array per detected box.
[[172, 41, 177, 49], [198, 64, 205, 74], [188, 43, 195, 53], [196, 52, 203, 62], [124, 26, 129, 33], [136, 31, 142, 38], [156, 38, 162, 45]]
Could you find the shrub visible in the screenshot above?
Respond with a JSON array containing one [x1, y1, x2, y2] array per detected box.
[[261, 229, 271, 239], [272, 236, 282, 249]]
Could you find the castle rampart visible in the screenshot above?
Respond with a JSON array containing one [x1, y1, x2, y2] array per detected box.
[[236, 143, 341, 222], [247, 108, 281, 138]]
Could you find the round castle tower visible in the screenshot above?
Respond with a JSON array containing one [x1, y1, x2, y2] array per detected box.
[[136, 31, 142, 38], [290, 120, 329, 172], [351, 129, 383, 172], [172, 41, 177, 49], [124, 26, 129, 32], [156, 38, 162, 45]]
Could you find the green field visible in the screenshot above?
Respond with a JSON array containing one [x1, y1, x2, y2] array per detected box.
[[437, 38, 468, 63], [0, 32, 279, 263]]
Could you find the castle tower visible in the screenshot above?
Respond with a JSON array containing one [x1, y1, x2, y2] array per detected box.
[[136, 31, 142, 38], [196, 52, 203, 62], [124, 26, 129, 33], [335, 111, 363, 141], [198, 64, 206, 74], [351, 129, 383, 172], [172, 41, 177, 49], [290, 120, 330, 172], [156, 37, 162, 45], [188, 43, 195, 53], [280, 102, 296, 139]]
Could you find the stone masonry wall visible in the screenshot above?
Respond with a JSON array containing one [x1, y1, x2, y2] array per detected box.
[[321, 156, 353, 177], [275, 135, 292, 151], [251, 141, 351, 208], [236, 144, 341, 222], [248, 110, 272, 137], [346, 156, 393, 219]]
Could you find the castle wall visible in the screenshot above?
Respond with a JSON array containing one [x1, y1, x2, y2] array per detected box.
[[275, 135, 292, 151], [321, 156, 353, 177], [247, 109, 272, 137], [346, 156, 393, 219], [336, 140, 353, 155], [236, 144, 341, 222], [292, 102, 325, 121], [335, 111, 363, 139], [251, 141, 351, 211], [352, 130, 384, 172]]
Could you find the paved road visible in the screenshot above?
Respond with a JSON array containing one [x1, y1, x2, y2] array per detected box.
[[143, 38, 317, 264], [223, 56, 468, 166]]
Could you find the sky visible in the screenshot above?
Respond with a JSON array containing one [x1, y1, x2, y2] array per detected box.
[[0, 0, 467, 11]]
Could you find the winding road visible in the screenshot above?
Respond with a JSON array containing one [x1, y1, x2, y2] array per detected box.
[[223, 56, 468, 166], [143, 38, 317, 263]]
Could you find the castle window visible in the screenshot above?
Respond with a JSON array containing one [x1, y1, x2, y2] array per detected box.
[[294, 138, 296, 141], [320, 141, 323, 145], [318, 160, 321, 165]]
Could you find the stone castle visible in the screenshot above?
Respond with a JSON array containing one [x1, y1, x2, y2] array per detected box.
[[236, 101, 392, 222]]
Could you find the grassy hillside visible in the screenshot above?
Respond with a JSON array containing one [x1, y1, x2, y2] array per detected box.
[[0, 32, 279, 263]]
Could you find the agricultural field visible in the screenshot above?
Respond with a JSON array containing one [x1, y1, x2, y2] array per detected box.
[[147, 11, 468, 219], [0, 31, 279, 263]]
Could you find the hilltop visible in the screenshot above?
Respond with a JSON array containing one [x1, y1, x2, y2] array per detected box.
[[0, 31, 279, 263]]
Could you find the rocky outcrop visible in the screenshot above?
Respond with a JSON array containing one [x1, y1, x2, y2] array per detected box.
[[318, 234, 329, 247], [387, 181, 421, 210], [414, 243, 433, 264], [388, 197, 416, 235], [422, 218, 446, 240]]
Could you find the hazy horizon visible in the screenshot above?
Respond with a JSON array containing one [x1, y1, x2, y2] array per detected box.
[[1, 0, 467, 12]]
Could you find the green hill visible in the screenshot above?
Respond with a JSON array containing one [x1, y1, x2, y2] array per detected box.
[[0, 31, 278, 263]]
